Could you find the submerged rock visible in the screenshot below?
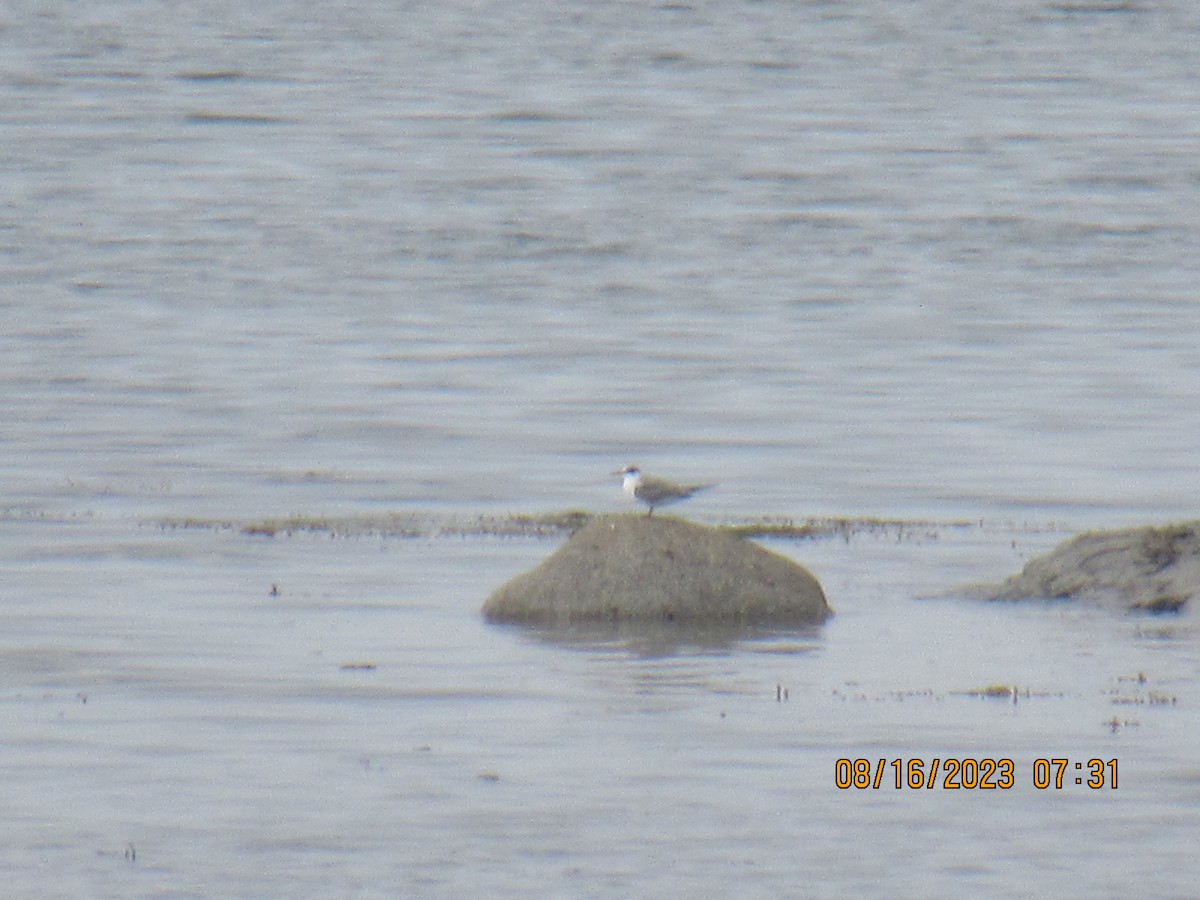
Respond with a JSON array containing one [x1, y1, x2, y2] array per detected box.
[[482, 514, 831, 625], [972, 522, 1198, 613]]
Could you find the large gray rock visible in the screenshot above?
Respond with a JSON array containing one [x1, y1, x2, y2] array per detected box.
[[483, 514, 831, 625], [973, 522, 1198, 613]]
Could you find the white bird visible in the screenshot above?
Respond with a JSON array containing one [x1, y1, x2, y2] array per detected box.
[[615, 465, 714, 517]]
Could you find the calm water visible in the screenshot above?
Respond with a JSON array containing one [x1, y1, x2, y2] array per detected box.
[[3, 0, 1199, 896]]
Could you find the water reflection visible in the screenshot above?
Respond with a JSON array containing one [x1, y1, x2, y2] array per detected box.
[[514, 619, 825, 659]]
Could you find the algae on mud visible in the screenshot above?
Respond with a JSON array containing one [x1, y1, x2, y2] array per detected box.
[[969, 521, 1199, 614]]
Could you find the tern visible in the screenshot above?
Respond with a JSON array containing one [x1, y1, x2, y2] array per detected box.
[[615, 465, 714, 517]]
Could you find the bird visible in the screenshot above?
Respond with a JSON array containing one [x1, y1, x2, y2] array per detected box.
[[614, 465, 714, 517]]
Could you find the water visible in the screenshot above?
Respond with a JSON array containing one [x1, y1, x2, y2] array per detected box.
[[3, 0, 1199, 895]]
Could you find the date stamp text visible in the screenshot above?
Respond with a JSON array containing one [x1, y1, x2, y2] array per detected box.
[[834, 758, 1118, 790]]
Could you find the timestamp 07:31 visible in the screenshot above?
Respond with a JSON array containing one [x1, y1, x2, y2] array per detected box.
[[833, 758, 1119, 790]]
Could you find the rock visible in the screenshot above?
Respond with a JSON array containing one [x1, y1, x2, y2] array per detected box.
[[482, 514, 831, 626], [972, 522, 1198, 613]]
